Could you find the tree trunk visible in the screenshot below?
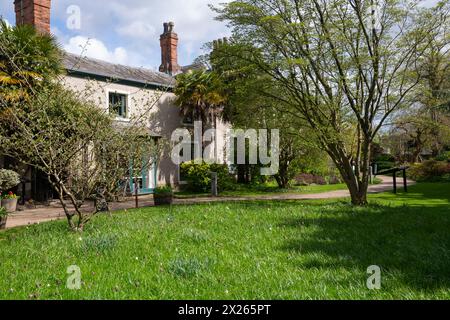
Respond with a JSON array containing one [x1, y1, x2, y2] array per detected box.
[[328, 140, 371, 206], [275, 174, 289, 189], [343, 169, 369, 206], [48, 175, 76, 230], [275, 160, 290, 189]]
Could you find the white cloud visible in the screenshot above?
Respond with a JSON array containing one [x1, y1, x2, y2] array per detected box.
[[116, 21, 156, 39], [2, 0, 231, 68], [64, 36, 129, 65], [52, 0, 231, 68]]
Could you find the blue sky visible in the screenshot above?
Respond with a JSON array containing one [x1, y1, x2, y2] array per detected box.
[[0, 0, 231, 70], [0, 0, 440, 71]]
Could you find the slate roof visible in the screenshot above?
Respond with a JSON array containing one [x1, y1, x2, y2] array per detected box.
[[62, 52, 176, 88]]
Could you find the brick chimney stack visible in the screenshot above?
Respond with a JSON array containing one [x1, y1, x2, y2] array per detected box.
[[14, 0, 51, 34], [159, 22, 181, 76]]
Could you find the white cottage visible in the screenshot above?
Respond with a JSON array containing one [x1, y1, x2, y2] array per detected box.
[[2, 0, 229, 201]]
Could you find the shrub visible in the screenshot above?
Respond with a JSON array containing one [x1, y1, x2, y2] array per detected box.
[[180, 162, 212, 192], [375, 161, 396, 173], [210, 163, 237, 191], [294, 173, 327, 186], [376, 154, 396, 162], [0, 207, 7, 217], [154, 186, 173, 196], [0, 169, 20, 192], [180, 161, 236, 192], [327, 175, 343, 185], [294, 173, 314, 185], [409, 160, 450, 182], [314, 176, 327, 185], [435, 151, 450, 162]]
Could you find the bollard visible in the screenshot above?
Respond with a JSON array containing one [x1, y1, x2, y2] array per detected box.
[[403, 169, 408, 192], [393, 170, 397, 194], [211, 172, 218, 197]]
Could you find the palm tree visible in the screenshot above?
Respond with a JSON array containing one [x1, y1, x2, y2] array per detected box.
[[175, 70, 227, 125], [0, 20, 62, 105], [174, 70, 228, 158]]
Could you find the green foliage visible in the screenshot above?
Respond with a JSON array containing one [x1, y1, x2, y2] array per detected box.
[[180, 161, 212, 192], [0, 206, 7, 217], [409, 160, 450, 182], [0, 82, 160, 231], [210, 163, 237, 191], [174, 70, 227, 123], [295, 149, 331, 177], [154, 185, 173, 196], [436, 151, 450, 162], [210, 0, 447, 204], [376, 161, 396, 172], [376, 154, 396, 162], [0, 169, 20, 192], [373, 152, 396, 172], [180, 161, 236, 193], [0, 19, 162, 231], [0, 21, 62, 104]]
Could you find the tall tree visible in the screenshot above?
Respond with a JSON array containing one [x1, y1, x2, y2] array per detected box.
[[210, 44, 318, 188], [416, 4, 450, 155], [212, 0, 448, 204], [393, 111, 448, 162]]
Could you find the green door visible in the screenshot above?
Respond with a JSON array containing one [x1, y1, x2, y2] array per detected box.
[[130, 161, 157, 195]]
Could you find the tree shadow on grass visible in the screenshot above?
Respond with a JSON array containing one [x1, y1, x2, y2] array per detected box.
[[278, 201, 450, 291]]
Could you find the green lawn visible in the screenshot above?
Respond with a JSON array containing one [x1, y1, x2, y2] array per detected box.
[[175, 178, 383, 198], [0, 183, 449, 299], [175, 182, 349, 198]]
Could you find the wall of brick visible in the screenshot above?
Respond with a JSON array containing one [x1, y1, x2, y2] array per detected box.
[[14, 0, 51, 34], [159, 22, 181, 75]]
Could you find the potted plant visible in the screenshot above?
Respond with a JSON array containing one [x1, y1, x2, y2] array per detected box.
[[0, 207, 7, 230], [1, 192, 19, 213], [153, 186, 174, 206], [0, 169, 21, 213]]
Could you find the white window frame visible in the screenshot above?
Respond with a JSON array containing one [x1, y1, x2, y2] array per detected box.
[[107, 89, 131, 121]]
